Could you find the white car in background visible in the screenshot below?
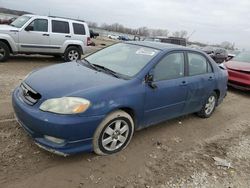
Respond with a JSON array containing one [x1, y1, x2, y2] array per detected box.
[[108, 34, 119, 40], [0, 14, 91, 62]]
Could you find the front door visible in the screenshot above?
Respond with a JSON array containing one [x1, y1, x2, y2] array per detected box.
[[19, 18, 50, 53], [144, 52, 188, 126]]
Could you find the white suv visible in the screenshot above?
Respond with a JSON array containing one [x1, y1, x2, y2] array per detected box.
[[0, 14, 91, 62]]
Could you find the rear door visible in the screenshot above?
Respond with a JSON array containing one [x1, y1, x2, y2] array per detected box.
[[144, 52, 188, 126], [49, 20, 71, 53], [183, 52, 216, 114], [18, 18, 50, 52]]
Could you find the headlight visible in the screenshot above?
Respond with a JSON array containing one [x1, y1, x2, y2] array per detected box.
[[40, 97, 90, 114]]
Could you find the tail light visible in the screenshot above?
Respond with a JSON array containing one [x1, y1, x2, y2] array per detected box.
[[87, 37, 91, 46]]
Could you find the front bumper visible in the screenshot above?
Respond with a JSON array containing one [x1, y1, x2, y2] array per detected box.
[[228, 81, 250, 91], [228, 69, 250, 91], [12, 87, 105, 155]]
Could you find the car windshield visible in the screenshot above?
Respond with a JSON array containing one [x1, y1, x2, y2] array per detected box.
[[85, 43, 160, 77], [233, 52, 250, 63], [10, 16, 31, 28]]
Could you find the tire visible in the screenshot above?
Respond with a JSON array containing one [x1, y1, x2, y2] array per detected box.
[[197, 92, 218, 118], [0, 41, 10, 62], [64, 46, 81, 62], [93, 110, 134, 155]]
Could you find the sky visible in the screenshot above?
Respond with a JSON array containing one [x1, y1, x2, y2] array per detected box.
[[1, 0, 250, 49]]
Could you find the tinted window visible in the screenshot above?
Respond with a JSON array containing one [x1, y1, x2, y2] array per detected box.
[[26, 19, 48, 32], [188, 53, 211, 76], [154, 52, 185, 81], [52, 20, 69, 33], [73, 23, 86, 35]]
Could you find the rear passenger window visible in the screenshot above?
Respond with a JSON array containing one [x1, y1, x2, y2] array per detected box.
[[154, 52, 185, 81], [73, 23, 86, 35], [188, 53, 212, 76], [52, 20, 69, 34]]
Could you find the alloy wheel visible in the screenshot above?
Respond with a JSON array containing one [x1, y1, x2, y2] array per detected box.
[[68, 50, 79, 61], [101, 119, 129, 151], [0, 47, 5, 59], [205, 95, 216, 115]]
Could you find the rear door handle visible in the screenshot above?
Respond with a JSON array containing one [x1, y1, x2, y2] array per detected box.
[[65, 35, 71, 38], [43, 33, 49, 36], [208, 76, 214, 81], [180, 81, 187, 86]]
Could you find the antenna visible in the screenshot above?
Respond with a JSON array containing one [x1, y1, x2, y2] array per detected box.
[[187, 30, 196, 40]]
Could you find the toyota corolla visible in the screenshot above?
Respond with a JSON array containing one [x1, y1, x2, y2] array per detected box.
[[12, 42, 228, 156]]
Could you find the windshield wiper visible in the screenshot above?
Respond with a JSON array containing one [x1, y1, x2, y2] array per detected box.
[[92, 64, 121, 78], [79, 59, 99, 71], [10, 24, 16, 27]]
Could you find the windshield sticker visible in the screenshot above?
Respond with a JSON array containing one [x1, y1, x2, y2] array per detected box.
[[136, 48, 156, 56]]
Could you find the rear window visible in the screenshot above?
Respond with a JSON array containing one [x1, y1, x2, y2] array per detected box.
[[52, 20, 69, 34], [73, 23, 86, 35]]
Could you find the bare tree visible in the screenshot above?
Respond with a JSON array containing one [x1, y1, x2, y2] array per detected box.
[[221, 41, 235, 50], [87, 21, 98, 28], [172, 30, 188, 38]]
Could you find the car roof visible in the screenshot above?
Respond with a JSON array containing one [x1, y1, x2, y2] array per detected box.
[[23, 14, 86, 24], [125, 41, 191, 51]]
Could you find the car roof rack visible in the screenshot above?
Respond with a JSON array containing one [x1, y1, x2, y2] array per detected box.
[[48, 16, 85, 23]]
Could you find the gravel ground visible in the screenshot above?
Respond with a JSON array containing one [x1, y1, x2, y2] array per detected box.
[[0, 39, 250, 187]]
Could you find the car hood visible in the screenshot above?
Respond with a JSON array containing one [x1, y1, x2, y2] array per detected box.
[[225, 61, 250, 72], [0, 24, 18, 31], [24, 62, 126, 99]]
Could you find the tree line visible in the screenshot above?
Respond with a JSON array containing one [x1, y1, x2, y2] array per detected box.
[[87, 21, 188, 38]]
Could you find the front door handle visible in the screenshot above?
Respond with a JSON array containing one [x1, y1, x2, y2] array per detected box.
[[43, 33, 49, 36], [65, 35, 71, 38]]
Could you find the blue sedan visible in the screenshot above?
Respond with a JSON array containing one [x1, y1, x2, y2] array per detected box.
[[12, 41, 228, 156]]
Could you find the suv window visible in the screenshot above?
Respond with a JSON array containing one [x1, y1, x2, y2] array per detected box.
[[26, 19, 48, 32], [73, 23, 86, 35], [52, 20, 70, 34], [154, 52, 185, 81], [188, 53, 212, 76]]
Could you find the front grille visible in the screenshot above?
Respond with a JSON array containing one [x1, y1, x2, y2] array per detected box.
[[20, 83, 41, 105]]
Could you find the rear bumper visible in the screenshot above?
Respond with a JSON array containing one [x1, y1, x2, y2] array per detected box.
[[12, 87, 105, 155]]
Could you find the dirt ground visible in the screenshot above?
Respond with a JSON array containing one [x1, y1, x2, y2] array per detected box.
[[0, 39, 250, 188]]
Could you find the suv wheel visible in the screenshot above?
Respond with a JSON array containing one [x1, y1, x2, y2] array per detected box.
[[0, 41, 10, 62], [64, 46, 81, 62], [93, 110, 134, 155]]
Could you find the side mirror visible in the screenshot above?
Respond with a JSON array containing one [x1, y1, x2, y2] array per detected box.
[[145, 73, 157, 89], [25, 25, 33, 31]]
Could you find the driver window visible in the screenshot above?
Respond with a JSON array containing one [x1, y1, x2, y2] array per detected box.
[[26, 19, 48, 32], [154, 52, 185, 81]]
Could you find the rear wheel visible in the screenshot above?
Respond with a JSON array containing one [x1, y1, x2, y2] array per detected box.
[[93, 110, 134, 155], [197, 92, 218, 118], [0, 41, 10, 62], [64, 46, 81, 62]]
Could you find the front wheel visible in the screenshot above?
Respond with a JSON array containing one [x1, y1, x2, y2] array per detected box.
[[197, 92, 218, 118], [64, 46, 81, 62], [0, 41, 10, 62], [93, 110, 134, 155]]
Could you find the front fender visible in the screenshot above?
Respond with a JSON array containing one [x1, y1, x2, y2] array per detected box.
[[0, 33, 18, 52]]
